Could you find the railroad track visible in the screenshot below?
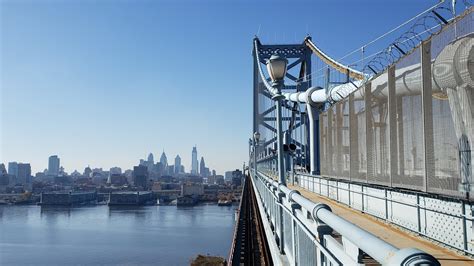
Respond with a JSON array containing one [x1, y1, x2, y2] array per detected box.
[[229, 176, 272, 265]]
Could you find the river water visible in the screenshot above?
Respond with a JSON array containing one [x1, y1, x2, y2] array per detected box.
[[0, 204, 236, 265]]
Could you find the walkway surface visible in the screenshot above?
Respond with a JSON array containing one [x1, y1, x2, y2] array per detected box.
[[288, 184, 474, 265]]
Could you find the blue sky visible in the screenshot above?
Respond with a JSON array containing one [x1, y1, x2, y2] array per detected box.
[[0, 0, 439, 174]]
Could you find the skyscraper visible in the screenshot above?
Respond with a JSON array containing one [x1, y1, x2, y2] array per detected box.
[[160, 151, 168, 167], [133, 165, 148, 189], [174, 155, 182, 174], [8, 162, 18, 179], [17, 163, 31, 185], [200, 157, 206, 177], [48, 155, 60, 176], [147, 153, 154, 165], [160, 151, 168, 175], [147, 153, 155, 173], [191, 146, 198, 175], [0, 164, 6, 175]]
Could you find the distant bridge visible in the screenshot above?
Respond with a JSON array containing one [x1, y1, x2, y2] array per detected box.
[[231, 2, 474, 265]]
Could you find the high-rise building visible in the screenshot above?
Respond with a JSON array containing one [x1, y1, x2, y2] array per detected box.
[[8, 162, 18, 179], [0, 164, 9, 192], [146, 153, 155, 174], [160, 151, 168, 175], [231, 169, 243, 187], [133, 165, 148, 188], [17, 163, 31, 185], [167, 165, 175, 175], [225, 171, 233, 182], [0, 164, 6, 175], [48, 155, 60, 176], [200, 157, 208, 177], [147, 153, 154, 165], [191, 146, 198, 175], [174, 155, 182, 174], [160, 151, 168, 166]]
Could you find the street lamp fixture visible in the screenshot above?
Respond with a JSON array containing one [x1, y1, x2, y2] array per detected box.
[[254, 132, 261, 142], [253, 132, 260, 177], [266, 54, 288, 85]]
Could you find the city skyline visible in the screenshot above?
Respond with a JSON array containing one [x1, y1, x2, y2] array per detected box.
[[2, 146, 225, 176]]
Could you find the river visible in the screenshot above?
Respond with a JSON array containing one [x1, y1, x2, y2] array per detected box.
[[0, 204, 236, 265]]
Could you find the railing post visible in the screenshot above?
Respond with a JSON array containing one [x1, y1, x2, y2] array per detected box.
[[253, 139, 257, 178], [421, 39, 435, 192], [291, 202, 301, 265], [277, 191, 285, 254], [365, 82, 373, 184], [388, 65, 397, 187], [462, 201, 468, 253], [417, 194, 421, 234]]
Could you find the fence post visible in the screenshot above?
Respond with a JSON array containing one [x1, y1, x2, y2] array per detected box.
[[421, 39, 435, 192], [388, 65, 397, 187]]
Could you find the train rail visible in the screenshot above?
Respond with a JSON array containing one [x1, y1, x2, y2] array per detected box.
[[228, 176, 272, 265]]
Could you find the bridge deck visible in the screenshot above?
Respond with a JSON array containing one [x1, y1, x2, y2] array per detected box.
[[288, 185, 474, 265]]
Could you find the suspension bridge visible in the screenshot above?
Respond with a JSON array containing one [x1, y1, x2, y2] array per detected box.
[[230, 1, 474, 265]]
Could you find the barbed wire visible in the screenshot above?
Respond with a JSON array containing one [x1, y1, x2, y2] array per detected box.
[[293, 1, 473, 86], [362, 6, 454, 75]]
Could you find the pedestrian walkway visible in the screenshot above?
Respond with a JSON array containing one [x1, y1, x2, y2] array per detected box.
[[288, 185, 474, 265]]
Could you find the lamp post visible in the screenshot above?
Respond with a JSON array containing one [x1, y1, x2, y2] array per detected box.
[[253, 132, 260, 177], [266, 54, 288, 186]]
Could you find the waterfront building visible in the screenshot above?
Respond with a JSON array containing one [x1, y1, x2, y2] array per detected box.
[[191, 146, 198, 175], [181, 182, 204, 196], [177, 195, 197, 206], [133, 165, 148, 189], [108, 191, 154, 206], [48, 155, 60, 176]]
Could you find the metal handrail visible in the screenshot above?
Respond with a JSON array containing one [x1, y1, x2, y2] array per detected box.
[[254, 169, 441, 265], [298, 173, 473, 220]]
